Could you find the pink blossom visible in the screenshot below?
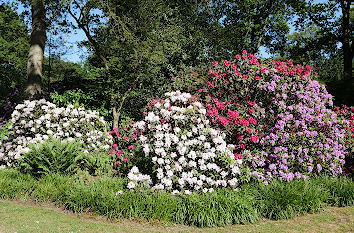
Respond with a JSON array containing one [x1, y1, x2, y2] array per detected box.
[[248, 117, 257, 124], [247, 101, 256, 106], [224, 60, 231, 66], [116, 150, 123, 155], [109, 149, 116, 155], [239, 118, 249, 126], [128, 145, 134, 150], [216, 102, 225, 110], [250, 135, 259, 142], [227, 110, 239, 120], [207, 81, 214, 88], [113, 144, 118, 149], [217, 117, 229, 126]]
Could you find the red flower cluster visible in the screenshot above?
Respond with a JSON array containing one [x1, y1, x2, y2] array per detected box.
[[108, 123, 141, 170]]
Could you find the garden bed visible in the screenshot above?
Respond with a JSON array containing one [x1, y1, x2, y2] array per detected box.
[[0, 168, 352, 227]]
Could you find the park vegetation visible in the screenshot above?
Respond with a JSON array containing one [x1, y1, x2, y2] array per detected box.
[[0, 0, 353, 228]]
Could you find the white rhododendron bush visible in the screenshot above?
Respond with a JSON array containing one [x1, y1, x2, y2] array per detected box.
[[112, 91, 242, 194], [0, 99, 112, 167]]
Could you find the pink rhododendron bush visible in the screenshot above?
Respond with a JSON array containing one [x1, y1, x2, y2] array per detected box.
[[334, 105, 354, 174], [0, 99, 112, 167], [173, 51, 347, 184], [110, 91, 242, 194]]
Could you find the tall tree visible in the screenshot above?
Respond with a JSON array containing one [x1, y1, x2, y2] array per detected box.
[[204, 0, 291, 58], [0, 3, 29, 117], [26, 0, 47, 99], [291, 0, 353, 104]]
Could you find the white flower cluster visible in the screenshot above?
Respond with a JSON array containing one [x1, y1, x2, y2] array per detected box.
[[127, 166, 152, 189], [128, 91, 242, 194], [0, 99, 112, 166]]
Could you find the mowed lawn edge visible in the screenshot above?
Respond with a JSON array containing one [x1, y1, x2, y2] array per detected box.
[[0, 199, 353, 233]]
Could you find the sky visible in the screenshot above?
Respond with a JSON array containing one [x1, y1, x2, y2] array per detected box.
[[12, 1, 90, 64]]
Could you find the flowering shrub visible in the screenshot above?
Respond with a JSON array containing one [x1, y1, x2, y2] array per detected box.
[[0, 99, 112, 167], [111, 91, 243, 194], [174, 51, 347, 183], [108, 121, 146, 175], [334, 105, 354, 174]]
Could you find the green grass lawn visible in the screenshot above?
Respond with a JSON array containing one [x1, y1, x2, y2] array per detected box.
[[0, 200, 353, 233]]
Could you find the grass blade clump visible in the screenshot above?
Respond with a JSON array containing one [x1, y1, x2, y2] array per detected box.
[[315, 175, 354, 207], [256, 178, 328, 220], [0, 168, 35, 199], [0, 169, 352, 227]]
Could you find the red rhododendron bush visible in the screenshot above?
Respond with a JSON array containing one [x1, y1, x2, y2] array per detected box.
[[173, 50, 347, 184], [334, 105, 354, 174]]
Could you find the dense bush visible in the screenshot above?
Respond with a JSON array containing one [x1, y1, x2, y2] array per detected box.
[[18, 137, 112, 177], [334, 105, 354, 174], [174, 51, 347, 183], [0, 99, 112, 167], [19, 137, 84, 177], [110, 91, 243, 193]]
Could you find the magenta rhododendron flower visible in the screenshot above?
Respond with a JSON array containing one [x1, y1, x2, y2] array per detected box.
[[109, 149, 115, 155], [116, 150, 123, 155]]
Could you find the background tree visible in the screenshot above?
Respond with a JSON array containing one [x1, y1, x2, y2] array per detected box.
[[25, 0, 47, 99], [0, 4, 29, 122], [200, 0, 291, 59], [290, 0, 353, 105]]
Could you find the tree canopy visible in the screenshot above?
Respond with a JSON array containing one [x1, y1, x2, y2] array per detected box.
[[0, 0, 353, 126]]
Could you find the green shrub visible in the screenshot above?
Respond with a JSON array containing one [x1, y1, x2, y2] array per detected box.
[[18, 138, 113, 177], [0, 120, 11, 141], [18, 138, 86, 177]]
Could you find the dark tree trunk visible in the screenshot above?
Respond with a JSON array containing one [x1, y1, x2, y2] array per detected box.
[[341, 0, 352, 81], [340, 0, 353, 104], [26, 0, 46, 100]]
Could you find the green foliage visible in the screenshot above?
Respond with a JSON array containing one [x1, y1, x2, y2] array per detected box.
[[0, 168, 352, 227], [18, 138, 85, 177], [49, 89, 111, 125], [50, 90, 85, 108], [316, 175, 354, 207], [256, 179, 328, 220], [0, 4, 28, 110], [77, 150, 113, 176], [18, 137, 113, 177], [0, 120, 12, 141], [214, 0, 291, 57]]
